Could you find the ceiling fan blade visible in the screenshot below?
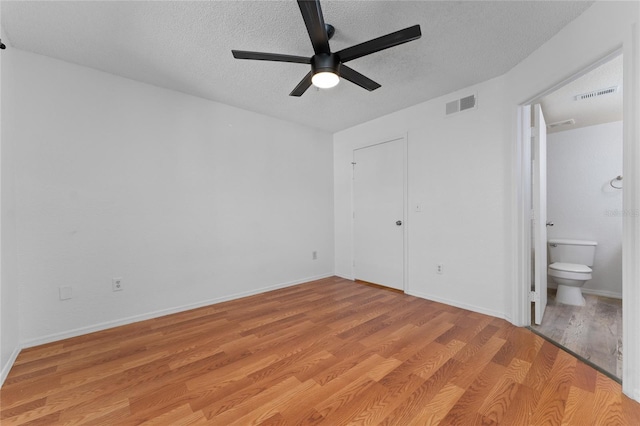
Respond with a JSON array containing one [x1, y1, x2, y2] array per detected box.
[[297, 0, 331, 54], [337, 25, 421, 63], [340, 65, 381, 91], [232, 50, 311, 64], [290, 71, 314, 97]]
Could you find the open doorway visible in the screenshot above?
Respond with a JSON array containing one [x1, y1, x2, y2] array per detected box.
[[526, 53, 623, 380]]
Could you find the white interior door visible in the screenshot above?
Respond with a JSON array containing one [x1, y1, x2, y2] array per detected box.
[[533, 104, 548, 324], [353, 138, 405, 290]]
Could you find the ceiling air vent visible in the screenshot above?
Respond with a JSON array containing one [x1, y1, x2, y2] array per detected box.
[[547, 119, 575, 129], [446, 94, 477, 115], [575, 86, 618, 101]]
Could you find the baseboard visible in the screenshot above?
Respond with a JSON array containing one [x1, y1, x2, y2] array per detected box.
[[344, 281, 508, 321], [21, 273, 334, 349], [580, 288, 622, 299], [503, 313, 515, 325], [1, 345, 22, 387], [406, 290, 508, 321], [547, 283, 622, 299], [334, 273, 354, 281]]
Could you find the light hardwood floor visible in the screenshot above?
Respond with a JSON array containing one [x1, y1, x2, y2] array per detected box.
[[531, 290, 622, 379], [2, 277, 639, 425]]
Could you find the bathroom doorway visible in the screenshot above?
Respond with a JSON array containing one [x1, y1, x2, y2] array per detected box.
[[527, 53, 624, 380]]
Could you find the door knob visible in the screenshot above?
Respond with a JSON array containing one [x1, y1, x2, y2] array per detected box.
[[396, 220, 402, 226], [546, 221, 554, 227]]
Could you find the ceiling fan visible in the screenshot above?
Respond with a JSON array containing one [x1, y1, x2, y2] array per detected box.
[[231, 0, 422, 97]]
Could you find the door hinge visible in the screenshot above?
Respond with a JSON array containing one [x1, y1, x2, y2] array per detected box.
[[528, 291, 540, 302]]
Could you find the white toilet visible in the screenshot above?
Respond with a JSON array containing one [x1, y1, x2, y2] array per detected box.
[[547, 239, 597, 306]]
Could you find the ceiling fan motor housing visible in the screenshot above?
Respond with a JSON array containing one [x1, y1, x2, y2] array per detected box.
[[311, 53, 341, 76]]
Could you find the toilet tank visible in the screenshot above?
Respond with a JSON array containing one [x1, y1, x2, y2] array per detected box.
[[548, 239, 597, 266]]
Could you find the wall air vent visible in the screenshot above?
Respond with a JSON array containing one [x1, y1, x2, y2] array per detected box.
[[575, 86, 618, 101], [547, 119, 575, 129], [446, 94, 477, 115]]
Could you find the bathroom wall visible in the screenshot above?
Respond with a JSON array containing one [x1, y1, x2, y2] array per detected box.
[[547, 121, 623, 298]]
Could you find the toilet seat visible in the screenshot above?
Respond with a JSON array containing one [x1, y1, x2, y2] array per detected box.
[[548, 262, 592, 280], [548, 262, 591, 273]]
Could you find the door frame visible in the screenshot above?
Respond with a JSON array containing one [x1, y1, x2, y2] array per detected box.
[[513, 41, 640, 400], [515, 49, 623, 325], [351, 135, 408, 292]]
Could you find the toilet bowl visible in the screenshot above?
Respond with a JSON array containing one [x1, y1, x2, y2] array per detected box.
[[548, 262, 592, 306], [547, 239, 597, 306]]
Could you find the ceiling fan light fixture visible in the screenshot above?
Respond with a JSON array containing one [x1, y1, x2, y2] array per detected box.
[[312, 71, 339, 89], [311, 53, 341, 89]]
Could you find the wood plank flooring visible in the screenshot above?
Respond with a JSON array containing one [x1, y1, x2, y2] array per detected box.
[[531, 290, 622, 379], [2, 277, 639, 425]]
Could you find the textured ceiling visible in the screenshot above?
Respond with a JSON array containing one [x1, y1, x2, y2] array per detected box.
[[541, 54, 623, 134], [1, 1, 594, 133]]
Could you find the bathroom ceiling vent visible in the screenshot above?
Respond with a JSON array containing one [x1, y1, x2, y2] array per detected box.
[[446, 94, 477, 115], [547, 119, 576, 129], [574, 86, 619, 101]]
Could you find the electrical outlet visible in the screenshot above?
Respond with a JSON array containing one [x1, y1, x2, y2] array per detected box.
[[112, 277, 123, 292], [59, 286, 72, 300], [312, 251, 318, 260], [436, 264, 444, 274]]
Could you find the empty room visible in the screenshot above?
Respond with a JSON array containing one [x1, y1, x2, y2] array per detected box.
[[1, 1, 640, 424]]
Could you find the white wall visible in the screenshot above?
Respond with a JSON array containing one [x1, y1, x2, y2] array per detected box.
[[547, 122, 623, 298], [2, 49, 334, 347], [1, 21, 23, 384], [334, 76, 510, 319]]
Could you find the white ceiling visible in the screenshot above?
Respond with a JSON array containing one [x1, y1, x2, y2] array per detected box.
[[540, 54, 623, 134], [1, 1, 594, 133]]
